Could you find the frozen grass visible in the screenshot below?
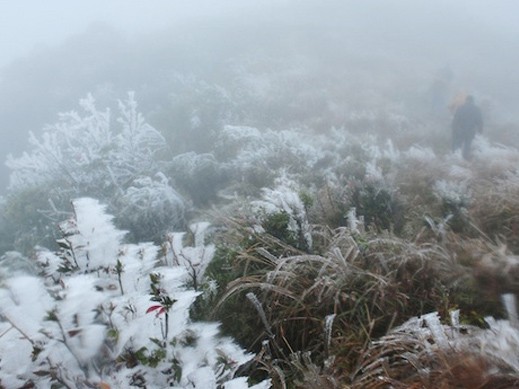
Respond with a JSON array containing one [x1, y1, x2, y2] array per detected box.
[[212, 219, 473, 385], [5, 90, 519, 387], [207, 128, 519, 387], [352, 298, 519, 389]]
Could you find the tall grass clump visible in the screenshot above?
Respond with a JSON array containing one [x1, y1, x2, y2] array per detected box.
[[352, 297, 519, 389], [210, 215, 471, 386]]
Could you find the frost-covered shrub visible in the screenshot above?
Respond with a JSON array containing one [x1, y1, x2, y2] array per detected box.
[[116, 173, 185, 242], [251, 175, 312, 251], [151, 73, 239, 154], [168, 152, 226, 206], [163, 221, 216, 291], [306, 141, 402, 232], [5, 93, 185, 250], [472, 136, 519, 180], [0, 198, 269, 389], [433, 179, 471, 208], [346, 182, 399, 232], [432, 179, 471, 232], [214, 125, 365, 197], [212, 125, 399, 232], [0, 251, 37, 283], [214, 126, 293, 195]]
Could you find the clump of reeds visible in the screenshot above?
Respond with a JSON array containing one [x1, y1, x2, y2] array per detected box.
[[352, 296, 519, 389], [469, 174, 519, 252], [213, 218, 466, 387], [206, 135, 519, 388]]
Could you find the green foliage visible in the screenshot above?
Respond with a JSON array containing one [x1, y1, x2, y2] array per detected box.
[[262, 211, 299, 247], [120, 345, 169, 370], [148, 272, 177, 344], [350, 184, 396, 231], [299, 190, 314, 212], [132, 346, 167, 368], [205, 246, 243, 289], [196, 245, 268, 349]]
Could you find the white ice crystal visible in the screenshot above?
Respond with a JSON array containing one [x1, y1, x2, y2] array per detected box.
[[252, 175, 312, 249], [0, 198, 267, 388]]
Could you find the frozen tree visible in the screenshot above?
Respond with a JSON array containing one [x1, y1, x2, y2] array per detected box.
[[0, 198, 269, 388], [168, 152, 224, 206], [7, 92, 166, 193], [5, 93, 185, 250], [116, 173, 185, 242]]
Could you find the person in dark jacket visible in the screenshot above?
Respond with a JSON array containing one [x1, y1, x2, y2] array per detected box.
[[451, 95, 483, 160]]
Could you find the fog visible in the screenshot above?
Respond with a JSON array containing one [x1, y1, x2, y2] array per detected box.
[[3, 3, 519, 385], [0, 0, 243, 66], [1, 0, 519, 192]]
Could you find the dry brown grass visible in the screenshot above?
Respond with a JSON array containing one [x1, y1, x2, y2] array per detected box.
[[208, 136, 519, 387], [469, 175, 519, 252], [352, 317, 519, 389], [213, 223, 469, 387], [212, 210, 519, 387]]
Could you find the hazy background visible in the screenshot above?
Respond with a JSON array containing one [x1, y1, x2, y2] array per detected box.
[[1, 0, 518, 192]]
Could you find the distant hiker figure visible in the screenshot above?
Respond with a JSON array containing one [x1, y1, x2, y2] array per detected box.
[[448, 91, 467, 115], [451, 95, 483, 160]]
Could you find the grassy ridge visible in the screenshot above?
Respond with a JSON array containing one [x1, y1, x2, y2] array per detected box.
[[201, 134, 519, 387]]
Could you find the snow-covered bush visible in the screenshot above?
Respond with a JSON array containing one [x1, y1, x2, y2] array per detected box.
[[153, 73, 239, 154], [5, 93, 185, 250], [0, 198, 269, 389], [0, 251, 37, 283], [116, 173, 185, 242], [251, 175, 312, 251], [168, 152, 225, 206], [214, 125, 363, 197], [163, 221, 216, 291]]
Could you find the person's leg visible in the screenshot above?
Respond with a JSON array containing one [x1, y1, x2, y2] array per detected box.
[[462, 135, 474, 160], [452, 130, 462, 152]]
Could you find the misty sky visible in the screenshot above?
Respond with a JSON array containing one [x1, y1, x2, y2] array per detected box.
[[0, 1, 185, 66], [1, 0, 518, 68], [1, 1, 518, 69], [1, 0, 519, 194], [0, 0, 272, 67]]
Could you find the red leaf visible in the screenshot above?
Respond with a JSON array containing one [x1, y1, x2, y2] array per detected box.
[[68, 329, 82, 337], [158, 307, 166, 315], [146, 305, 162, 314]]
